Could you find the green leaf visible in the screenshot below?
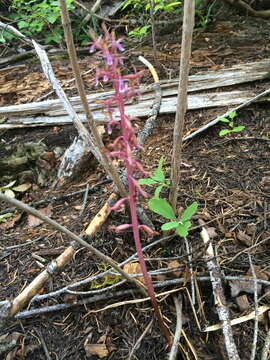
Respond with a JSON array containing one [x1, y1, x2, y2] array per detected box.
[[165, 2, 181, 10], [176, 221, 192, 237], [138, 178, 157, 185], [0, 34, 6, 43], [148, 198, 175, 219], [180, 202, 198, 222], [47, 14, 58, 24], [219, 117, 230, 123], [219, 129, 231, 136], [155, 4, 163, 11], [232, 126, 245, 132], [229, 111, 237, 119], [161, 221, 179, 231], [228, 121, 234, 128], [152, 156, 165, 183], [154, 184, 165, 198], [18, 20, 29, 29]]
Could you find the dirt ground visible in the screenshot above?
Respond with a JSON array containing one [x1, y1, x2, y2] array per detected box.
[[1, 3, 270, 359]]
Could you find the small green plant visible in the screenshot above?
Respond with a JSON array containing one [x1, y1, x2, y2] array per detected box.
[[150, 199, 198, 237], [138, 157, 170, 198], [1, 0, 90, 45], [128, 25, 151, 40], [121, 0, 181, 39], [195, 0, 218, 28], [122, 0, 181, 12], [8, 0, 75, 44], [139, 157, 198, 237], [219, 111, 245, 136]]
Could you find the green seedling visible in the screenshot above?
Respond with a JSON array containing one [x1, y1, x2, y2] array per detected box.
[[0, 180, 31, 198], [149, 199, 198, 237], [128, 25, 151, 40], [139, 157, 198, 237], [219, 111, 245, 136], [138, 156, 170, 198]]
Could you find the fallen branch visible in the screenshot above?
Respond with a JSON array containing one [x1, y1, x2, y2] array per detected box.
[[0, 179, 111, 216], [248, 254, 259, 360], [13, 277, 270, 320], [261, 327, 270, 360], [223, 0, 270, 18], [200, 224, 240, 360], [168, 295, 183, 360], [204, 305, 270, 332], [2, 58, 270, 128]]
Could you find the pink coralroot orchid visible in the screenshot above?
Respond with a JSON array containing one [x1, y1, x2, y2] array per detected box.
[[89, 25, 171, 343]]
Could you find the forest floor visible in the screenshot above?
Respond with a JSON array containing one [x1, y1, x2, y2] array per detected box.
[[1, 4, 270, 360]]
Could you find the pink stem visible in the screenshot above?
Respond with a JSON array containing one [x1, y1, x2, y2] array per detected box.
[[115, 80, 171, 344]]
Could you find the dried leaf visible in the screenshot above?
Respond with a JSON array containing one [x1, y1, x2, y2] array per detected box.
[[12, 183, 32, 192], [230, 266, 267, 297], [27, 205, 52, 228], [97, 125, 105, 136], [123, 262, 145, 285], [84, 343, 109, 358], [237, 230, 252, 246], [0, 214, 21, 230], [205, 227, 218, 239], [246, 265, 268, 280], [235, 295, 250, 312], [4, 189, 15, 198], [167, 260, 181, 278], [246, 223, 257, 235]]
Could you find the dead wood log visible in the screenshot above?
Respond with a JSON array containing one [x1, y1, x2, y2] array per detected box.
[[1, 58, 270, 121], [223, 0, 270, 18], [1, 89, 269, 130]]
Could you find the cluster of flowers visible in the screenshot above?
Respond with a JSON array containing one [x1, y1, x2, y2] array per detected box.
[[89, 24, 155, 237]]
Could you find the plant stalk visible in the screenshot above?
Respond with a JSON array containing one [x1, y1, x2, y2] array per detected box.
[[169, 0, 195, 212]]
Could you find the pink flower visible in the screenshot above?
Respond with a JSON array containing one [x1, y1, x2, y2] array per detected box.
[[110, 197, 129, 211], [110, 224, 132, 233], [138, 225, 159, 237]]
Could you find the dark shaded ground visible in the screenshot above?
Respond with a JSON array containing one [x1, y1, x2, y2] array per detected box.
[[1, 3, 270, 359]]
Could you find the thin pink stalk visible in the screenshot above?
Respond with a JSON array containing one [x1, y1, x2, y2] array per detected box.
[[90, 25, 171, 344]]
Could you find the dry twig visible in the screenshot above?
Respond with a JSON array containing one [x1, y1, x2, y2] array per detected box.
[[169, 0, 195, 211], [128, 319, 153, 360], [248, 254, 259, 360], [200, 225, 240, 360], [261, 327, 270, 360], [168, 295, 183, 360]]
